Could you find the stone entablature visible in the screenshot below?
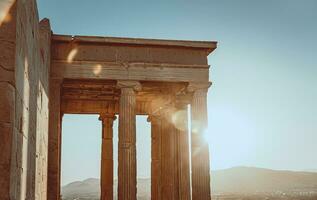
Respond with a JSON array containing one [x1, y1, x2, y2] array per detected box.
[[50, 34, 216, 82]]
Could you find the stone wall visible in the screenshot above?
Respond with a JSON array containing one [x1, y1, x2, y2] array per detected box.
[[0, 1, 17, 199], [0, 0, 51, 199]]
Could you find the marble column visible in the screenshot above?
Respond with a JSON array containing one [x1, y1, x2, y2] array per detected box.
[[188, 82, 212, 200], [161, 108, 178, 200], [117, 81, 141, 200], [99, 113, 116, 200], [174, 102, 191, 200], [148, 114, 162, 200]]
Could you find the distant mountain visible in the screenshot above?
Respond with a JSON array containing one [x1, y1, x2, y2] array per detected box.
[[61, 178, 100, 199], [61, 167, 317, 199], [61, 178, 150, 200], [212, 167, 317, 194], [304, 169, 317, 173]]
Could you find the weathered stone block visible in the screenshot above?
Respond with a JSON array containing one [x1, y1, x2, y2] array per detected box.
[[0, 83, 15, 124], [0, 163, 11, 200], [0, 123, 13, 165]]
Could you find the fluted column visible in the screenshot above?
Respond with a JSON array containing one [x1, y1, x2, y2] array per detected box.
[[160, 108, 178, 200], [148, 114, 162, 200], [117, 81, 141, 200], [174, 102, 191, 200], [99, 113, 116, 200], [188, 82, 212, 200]]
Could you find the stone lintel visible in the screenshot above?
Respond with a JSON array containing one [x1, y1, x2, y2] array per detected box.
[[51, 61, 210, 82]]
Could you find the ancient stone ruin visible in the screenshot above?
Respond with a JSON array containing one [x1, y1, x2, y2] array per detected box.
[[0, 0, 217, 199]]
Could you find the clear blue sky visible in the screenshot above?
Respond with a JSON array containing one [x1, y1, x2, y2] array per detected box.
[[38, 0, 317, 185]]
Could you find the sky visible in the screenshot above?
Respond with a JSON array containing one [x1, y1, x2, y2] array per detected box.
[[37, 0, 317, 185]]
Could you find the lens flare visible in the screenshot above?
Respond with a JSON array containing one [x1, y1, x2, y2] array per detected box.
[[171, 110, 187, 131], [203, 128, 212, 145], [67, 48, 78, 63], [191, 120, 204, 134], [93, 64, 102, 75]]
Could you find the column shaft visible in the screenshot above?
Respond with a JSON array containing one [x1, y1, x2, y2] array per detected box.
[[175, 105, 191, 200], [47, 78, 62, 200], [149, 116, 162, 200], [118, 87, 137, 200], [191, 89, 211, 200], [100, 114, 116, 200], [161, 113, 178, 200]]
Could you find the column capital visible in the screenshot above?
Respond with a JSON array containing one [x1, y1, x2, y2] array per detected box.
[[187, 82, 212, 93], [117, 80, 142, 92], [147, 112, 163, 123], [99, 113, 116, 121], [175, 93, 191, 109]]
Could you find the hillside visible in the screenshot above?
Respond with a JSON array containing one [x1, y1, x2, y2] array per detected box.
[[61, 167, 317, 199], [212, 167, 317, 194], [61, 178, 150, 200]]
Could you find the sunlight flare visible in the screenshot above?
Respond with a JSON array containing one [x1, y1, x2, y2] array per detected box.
[[67, 48, 78, 63], [93, 64, 102, 75], [171, 110, 187, 131], [203, 128, 212, 146]]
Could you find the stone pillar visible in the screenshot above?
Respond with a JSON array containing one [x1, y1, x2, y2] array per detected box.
[[147, 114, 162, 200], [99, 113, 116, 200], [188, 82, 212, 200], [150, 101, 188, 200], [160, 108, 178, 200], [174, 102, 191, 200], [47, 78, 63, 200], [117, 81, 141, 200]]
